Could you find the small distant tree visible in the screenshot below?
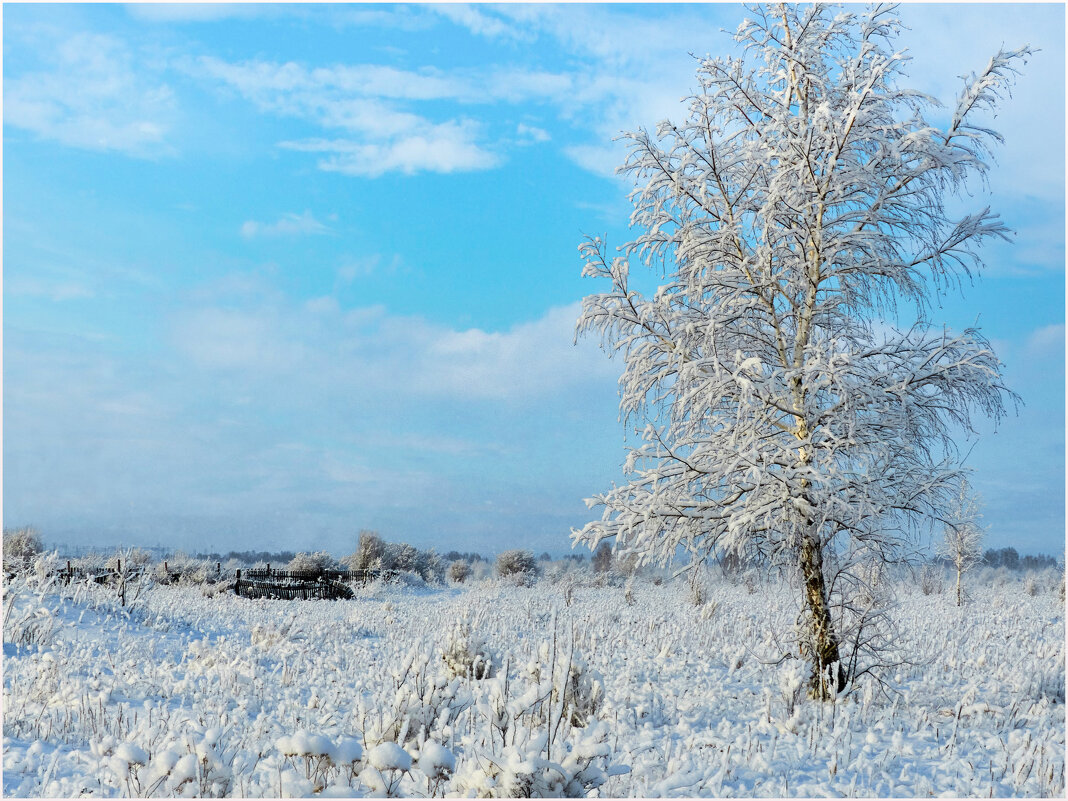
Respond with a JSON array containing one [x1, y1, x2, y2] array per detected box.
[[591, 542, 613, 573], [937, 480, 984, 606], [3, 527, 42, 574], [574, 4, 1025, 698], [496, 549, 539, 585], [344, 530, 386, 571], [389, 543, 420, 573]]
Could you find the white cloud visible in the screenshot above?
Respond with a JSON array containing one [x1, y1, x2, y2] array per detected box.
[[337, 254, 403, 283], [5, 276, 95, 301], [193, 56, 501, 176], [429, 4, 525, 40], [1025, 323, 1066, 357], [897, 4, 1064, 207], [240, 211, 330, 239], [172, 307, 307, 371], [124, 3, 269, 23], [280, 124, 498, 177], [4, 32, 175, 156], [564, 143, 626, 179], [170, 295, 615, 402], [516, 123, 550, 144]]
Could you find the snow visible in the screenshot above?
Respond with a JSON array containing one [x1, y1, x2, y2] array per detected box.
[[2, 566, 1064, 797], [417, 741, 455, 776], [368, 742, 412, 772]]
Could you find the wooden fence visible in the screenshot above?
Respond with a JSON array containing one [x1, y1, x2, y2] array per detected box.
[[232, 577, 355, 601], [241, 567, 398, 583], [43, 560, 393, 602], [55, 561, 145, 585]]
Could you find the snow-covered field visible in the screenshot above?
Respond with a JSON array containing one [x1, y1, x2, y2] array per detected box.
[[3, 565, 1064, 797]]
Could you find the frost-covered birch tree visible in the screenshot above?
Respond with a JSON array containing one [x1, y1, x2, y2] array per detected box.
[[937, 479, 984, 607], [574, 3, 1025, 698]]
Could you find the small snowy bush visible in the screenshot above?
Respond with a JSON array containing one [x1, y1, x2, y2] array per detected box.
[[448, 559, 471, 584], [3, 527, 42, 574], [919, 564, 944, 596], [1024, 572, 1040, 596], [496, 550, 539, 586], [287, 551, 338, 573]]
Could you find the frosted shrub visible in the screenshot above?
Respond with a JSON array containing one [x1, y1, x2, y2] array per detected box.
[[699, 600, 720, 621], [592, 542, 612, 573], [2, 581, 57, 649], [2, 527, 42, 575], [561, 575, 577, 608], [448, 560, 471, 584], [452, 635, 622, 798], [689, 578, 708, 607], [358, 646, 473, 761], [105, 548, 152, 572], [553, 647, 604, 728], [389, 569, 429, 588], [157, 553, 211, 585], [496, 550, 538, 586], [777, 660, 807, 720], [742, 570, 760, 595], [343, 530, 387, 571], [1024, 572, 1040, 596], [442, 621, 497, 680], [287, 551, 337, 573], [919, 564, 944, 596]]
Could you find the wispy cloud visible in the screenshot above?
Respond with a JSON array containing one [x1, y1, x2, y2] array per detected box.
[[192, 56, 501, 176], [280, 125, 498, 177], [1025, 323, 1066, 357], [516, 123, 550, 144], [5, 276, 95, 302], [429, 4, 526, 41], [4, 32, 176, 156], [124, 3, 280, 23], [170, 293, 614, 402], [239, 211, 330, 239]]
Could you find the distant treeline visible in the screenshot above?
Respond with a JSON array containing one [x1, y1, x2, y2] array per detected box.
[[190, 546, 592, 566], [979, 547, 1059, 571], [194, 550, 298, 565]]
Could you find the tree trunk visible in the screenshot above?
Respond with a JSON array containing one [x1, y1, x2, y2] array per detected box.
[[956, 566, 962, 607], [799, 534, 845, 699]]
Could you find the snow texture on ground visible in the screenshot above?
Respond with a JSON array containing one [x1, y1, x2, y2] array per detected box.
[[3, 565, 1064, 797]]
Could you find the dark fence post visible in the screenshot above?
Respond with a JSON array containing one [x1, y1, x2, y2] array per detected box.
[[164, 561, 169, 574], [217, 562, 221, 577]]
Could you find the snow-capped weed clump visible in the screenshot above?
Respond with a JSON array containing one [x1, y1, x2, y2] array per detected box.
[[442, 619, 497, 680]]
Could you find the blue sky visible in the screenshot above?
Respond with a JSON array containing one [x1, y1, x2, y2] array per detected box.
[[4, 3, 1064, 558]]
